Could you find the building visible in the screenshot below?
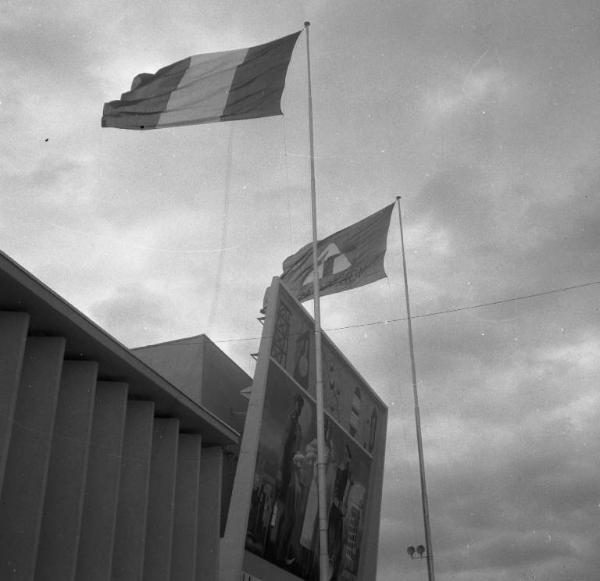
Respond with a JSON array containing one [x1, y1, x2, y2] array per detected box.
[[0, 250, 249, 581]]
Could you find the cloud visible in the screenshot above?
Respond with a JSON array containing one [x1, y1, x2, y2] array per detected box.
[[89, 284, 172, 346], [374, 303, 600, 580], [423, 63, 511, 122]]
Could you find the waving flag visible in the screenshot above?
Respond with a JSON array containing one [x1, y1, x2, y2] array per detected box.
[[102, 31, 300, 130], [280, 204, 394, 302]]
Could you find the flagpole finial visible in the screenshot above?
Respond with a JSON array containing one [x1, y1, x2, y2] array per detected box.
[[396, 195, 402, 200], [304, 21, 311, 28]]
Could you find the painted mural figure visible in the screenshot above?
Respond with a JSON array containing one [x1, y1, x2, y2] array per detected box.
[[327, 445, 353, 580], [343, 481, 366, 574], [247, 475, 275, 552], [273, 394, 306, 567], [298, 418, 336, 578]]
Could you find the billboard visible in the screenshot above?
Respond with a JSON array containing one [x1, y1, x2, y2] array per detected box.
[[220, 278, 387, 581]]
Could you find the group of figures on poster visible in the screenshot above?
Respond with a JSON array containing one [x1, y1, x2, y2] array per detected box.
[[246, 364, 371, 580], [245, 288, 384, 581]]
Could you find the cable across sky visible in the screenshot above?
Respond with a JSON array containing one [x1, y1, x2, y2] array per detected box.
[[212, 279, 600, 343]]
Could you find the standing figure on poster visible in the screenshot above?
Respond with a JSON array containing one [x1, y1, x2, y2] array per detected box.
[[299, 417, 336, 578], [328, 445, 353, 579], [273, 394, 306, 568]]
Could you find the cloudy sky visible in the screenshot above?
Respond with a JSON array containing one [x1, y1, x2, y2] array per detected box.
[[2, 0, 600, 579]]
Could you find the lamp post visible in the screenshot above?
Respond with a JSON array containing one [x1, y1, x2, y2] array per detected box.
[[407, 544, 430, 560]]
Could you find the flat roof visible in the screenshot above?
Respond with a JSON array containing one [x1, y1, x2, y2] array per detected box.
[[0, 250, 239, 447]]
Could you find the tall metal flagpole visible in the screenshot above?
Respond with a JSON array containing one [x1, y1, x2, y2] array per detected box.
[[304, 21, 330, 581], [396, 196, 436, 581]]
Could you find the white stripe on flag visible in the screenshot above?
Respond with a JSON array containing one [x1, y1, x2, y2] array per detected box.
[[159, 48, 249, 127]]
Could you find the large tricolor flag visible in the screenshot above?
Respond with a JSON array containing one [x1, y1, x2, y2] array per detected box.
[[102, 31, 300, 130], [280, 203, 395, 302]]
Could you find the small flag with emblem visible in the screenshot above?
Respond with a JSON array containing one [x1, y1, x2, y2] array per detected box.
[[280, 203, 394, 302]]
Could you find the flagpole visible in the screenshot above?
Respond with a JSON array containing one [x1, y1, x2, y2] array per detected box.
[[304, 21, 330, 581], [396, 196, 436, 581]]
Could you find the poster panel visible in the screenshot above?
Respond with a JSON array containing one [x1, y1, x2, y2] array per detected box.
[[243, 279, 387, 581], [245, 361, 374, 580], [269, 281, 382, 455]]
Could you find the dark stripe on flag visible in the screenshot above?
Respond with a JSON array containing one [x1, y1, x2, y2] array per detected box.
[[220, 31, 300, 122], [101, 58, 191, 130]]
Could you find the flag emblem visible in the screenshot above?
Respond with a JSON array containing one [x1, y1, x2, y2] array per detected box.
[[303, 243, 351, 285]]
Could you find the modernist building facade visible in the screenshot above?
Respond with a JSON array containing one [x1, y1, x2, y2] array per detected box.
[[0, 250, 249, 581]]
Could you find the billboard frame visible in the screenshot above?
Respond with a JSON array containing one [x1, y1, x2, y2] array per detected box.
[[220, 278, 387, 581]]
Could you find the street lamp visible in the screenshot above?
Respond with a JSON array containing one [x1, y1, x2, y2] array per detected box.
[[407, 545, 427, 559]]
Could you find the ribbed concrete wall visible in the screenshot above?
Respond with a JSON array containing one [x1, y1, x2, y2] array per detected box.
[[0, 312, 29, 492], [112, 400, 155, 581], [0, 336, 65, 581], [0, 311, 224, 581], [171, 434, 203, 581], [36, 360, 98, 581]]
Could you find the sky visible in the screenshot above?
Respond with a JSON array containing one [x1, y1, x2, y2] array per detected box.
[[2, 0, 600, 579]]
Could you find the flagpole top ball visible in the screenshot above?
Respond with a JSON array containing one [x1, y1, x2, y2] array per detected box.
[[304, 21, 311, 28]]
